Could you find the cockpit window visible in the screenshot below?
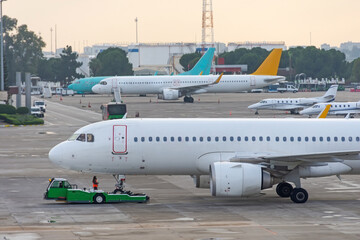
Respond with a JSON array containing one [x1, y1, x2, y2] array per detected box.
[[100, 81, 107, 85], [69, 133, 94, 142], [87, 134, 94, 142], [68, 133, 80, 141], [76, 133, 86, 142]]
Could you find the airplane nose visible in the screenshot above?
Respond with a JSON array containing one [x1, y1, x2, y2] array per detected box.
[[248, 104, 257, 109], [299, 109, 306, 115], [68, 84, 73, 90], [49, 142, 66, 166], [92, 85, 100, 93]]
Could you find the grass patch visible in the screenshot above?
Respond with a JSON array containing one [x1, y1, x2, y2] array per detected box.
[[0, 114, 44, 125]]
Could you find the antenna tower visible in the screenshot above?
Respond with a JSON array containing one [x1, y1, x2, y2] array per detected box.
[[202, 0, 214, 48]]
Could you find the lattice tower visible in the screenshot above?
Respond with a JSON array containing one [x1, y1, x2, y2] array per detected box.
[[202, 0, 214, 47]]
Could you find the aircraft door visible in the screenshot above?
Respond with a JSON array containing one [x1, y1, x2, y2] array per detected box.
[[113, 125, 127, 154], [250, 76, 256, 86]]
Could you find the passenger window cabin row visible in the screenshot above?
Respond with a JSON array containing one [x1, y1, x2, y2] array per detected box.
[[133, 136, 360, 143]]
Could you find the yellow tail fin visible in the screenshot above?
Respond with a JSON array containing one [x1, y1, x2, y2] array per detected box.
[[317, 104, 331, 119], [251, 48, 282, 76]]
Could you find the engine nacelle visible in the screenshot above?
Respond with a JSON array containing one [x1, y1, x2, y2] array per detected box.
[[159, 89, 180, 100], [210, 162, 273, 197]]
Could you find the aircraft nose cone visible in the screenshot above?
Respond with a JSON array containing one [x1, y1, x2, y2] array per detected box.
[[68, 84, 74, 90], [92, 85, 100, 93], [248, 104, 257, 109], [49, 143, 65, 166]]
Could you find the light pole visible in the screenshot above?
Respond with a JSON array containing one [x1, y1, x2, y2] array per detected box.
[[0, 0, 5, 91], [135, 17, 138, 44]]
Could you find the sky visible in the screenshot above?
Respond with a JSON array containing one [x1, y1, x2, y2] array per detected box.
[[4, 0, 360, 53]]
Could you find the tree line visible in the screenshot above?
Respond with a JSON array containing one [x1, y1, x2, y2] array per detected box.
[[180, 47, 360, 83], [1, 15, 132, 88]]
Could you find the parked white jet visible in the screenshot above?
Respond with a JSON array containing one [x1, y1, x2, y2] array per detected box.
[[300, 101, 360, 118], [49, 118, 360, 204], [92, 49, 284, 103], [248, 85, 338, 114]]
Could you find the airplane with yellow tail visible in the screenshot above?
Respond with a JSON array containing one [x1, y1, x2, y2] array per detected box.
[[92, 49, 285, 103]]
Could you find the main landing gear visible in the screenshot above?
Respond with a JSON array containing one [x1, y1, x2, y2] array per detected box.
[[184, 96, 194, 103], [276, 182, 308, 203]]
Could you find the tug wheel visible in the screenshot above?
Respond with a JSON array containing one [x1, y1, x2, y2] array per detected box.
[[93, 193, 105, 204]]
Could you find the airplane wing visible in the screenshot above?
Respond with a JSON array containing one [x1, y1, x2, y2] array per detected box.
[[229, 150, 360, 163], [169, 73, 223, 95]]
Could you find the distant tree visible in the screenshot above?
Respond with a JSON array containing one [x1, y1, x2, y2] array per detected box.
[[57, 46, 84, 86], [89, 48, 133, 76], [287, 46, 348, 79], [88, 58, 102, 76], [37, 58, 61, 82], [349, 58, 360, 82], [1, 16, 45, 87], [179, 52, 201, 71], [219, 47, 269, 73]]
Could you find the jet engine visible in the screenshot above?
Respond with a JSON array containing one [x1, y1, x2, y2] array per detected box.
[[159, 89, 180, 100], [210, 162, 274, 197]]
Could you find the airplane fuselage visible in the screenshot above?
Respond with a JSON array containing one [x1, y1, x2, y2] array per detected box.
[[91, 75, 283, 95], [49, 118, 360, 176], [300, 102, 360, 116]]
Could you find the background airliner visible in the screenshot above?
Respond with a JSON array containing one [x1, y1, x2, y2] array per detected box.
[[92, 49, 284, 103], [67, 48, 215, 94], [49, 118, 360, 204], [248, 85, 338, 114], [68, 76, 111, 94], [300, 101, 360, 118]]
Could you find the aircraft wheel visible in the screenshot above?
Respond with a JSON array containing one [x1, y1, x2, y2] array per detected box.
[[189, 97, 194, 103], [276, 182, 293, 198], [183, 96, 189, 103], [93, 193, 105, 204], [290, 188, 308, 203]]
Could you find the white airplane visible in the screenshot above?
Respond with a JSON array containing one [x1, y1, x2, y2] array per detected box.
[[49, 118, 360, 204], [248, 85, 338, 114], [300, 101, 360, 118], [92, 49, 285, 103]]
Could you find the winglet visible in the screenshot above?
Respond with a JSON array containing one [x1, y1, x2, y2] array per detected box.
[[317, 104, 331, 118], [251, 49, 282, 76], [213, 73, 224, 85]]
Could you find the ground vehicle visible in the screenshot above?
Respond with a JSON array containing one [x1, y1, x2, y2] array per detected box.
[[101, 102, 127, 120], [61, 88, 75, 96], [277, 85, 298, 93], [250, 88, 264, 93], [33, 100, 46, 112], [44, 178, 149, 204], [30, 107, 44, 118]]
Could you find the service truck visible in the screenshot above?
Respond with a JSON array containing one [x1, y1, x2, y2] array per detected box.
[[277, 85, 298, 93], [33, 100, 46, 112], [44, 178, 149, 204]]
